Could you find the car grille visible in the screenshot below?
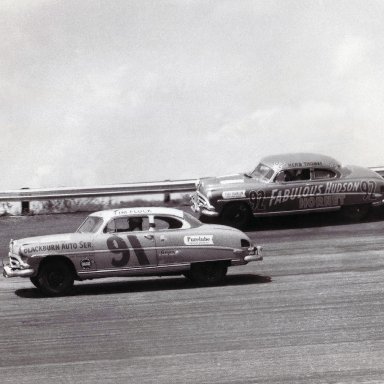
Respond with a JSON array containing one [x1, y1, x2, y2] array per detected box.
[[194, 191, 211, 208], [9, 254, 21, 268]]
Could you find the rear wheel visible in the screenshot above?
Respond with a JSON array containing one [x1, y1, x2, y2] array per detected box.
[[189, 261, 228, 285], [221, 203, 252, 229], [341, 204, 370, 221], [37, 260, 74, 296]]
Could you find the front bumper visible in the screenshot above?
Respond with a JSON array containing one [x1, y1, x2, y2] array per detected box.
[[3, 265, 35, 278], [191, 192, 219, 217]]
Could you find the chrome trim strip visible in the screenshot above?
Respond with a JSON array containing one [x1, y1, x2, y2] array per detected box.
[[252, 206, 341, 217], [77, 263, 189, 276]]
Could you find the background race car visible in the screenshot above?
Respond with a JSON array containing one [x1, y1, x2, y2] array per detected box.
[[191, 153, 384, 228]]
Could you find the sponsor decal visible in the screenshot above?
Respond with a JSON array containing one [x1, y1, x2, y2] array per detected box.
[[299, 195, 346, 209], [220, 179, 244, 184], [268, 180, 377, 207], [184, 235, 214, 246], [22, 241, 93, 254], [270, 185, 325, 206], [23, 243, 61, 254], [160, 249, 177, 256], [80, 258, 93, 269], [247, 180, 378, 212], [222, 190, 246, 199]]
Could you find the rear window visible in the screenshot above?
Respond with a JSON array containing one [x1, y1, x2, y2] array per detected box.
[[154, 216, 184, 230], [313, 169, 336, 180]]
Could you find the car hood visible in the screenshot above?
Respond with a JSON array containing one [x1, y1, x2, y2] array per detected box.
[[198, 223, 245, 233], [199, 173, 264, 192]]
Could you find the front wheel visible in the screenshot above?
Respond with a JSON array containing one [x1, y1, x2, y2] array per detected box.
[[341, 204, 370, 221], [37, 260, 74, 296], [188, 261, 228, 285], [221, 203, 252, 229]]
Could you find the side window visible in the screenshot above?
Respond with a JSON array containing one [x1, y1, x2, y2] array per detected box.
[[275, 169, 310, 183], [293, 168, 310, 181], [104, 216, 150, 233], [313, 168, 336, 180], [154, 216, 184, 230]]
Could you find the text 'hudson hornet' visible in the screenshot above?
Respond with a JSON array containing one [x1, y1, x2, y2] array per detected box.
[[3, 207, 262, 296], [191, 153, 384, 229]]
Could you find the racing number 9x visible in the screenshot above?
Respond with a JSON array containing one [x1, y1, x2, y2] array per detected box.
[[106, 235, 130, 267]]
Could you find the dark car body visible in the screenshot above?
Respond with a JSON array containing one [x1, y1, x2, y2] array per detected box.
[[191, 153, 384, 228]]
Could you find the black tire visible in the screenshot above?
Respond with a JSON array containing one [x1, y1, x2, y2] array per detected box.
[[37, 260, 74, 296], [189, 261, 228, 285], [198, 215, 216, 225], [182, 271, 192, 280], [30, 276, 41, 289], [341, 204, 370, 221], [221, 203, 252, 229]]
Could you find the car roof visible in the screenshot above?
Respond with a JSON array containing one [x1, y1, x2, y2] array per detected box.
[[89, 207, 186, 220], [260, 153, 342, 172]]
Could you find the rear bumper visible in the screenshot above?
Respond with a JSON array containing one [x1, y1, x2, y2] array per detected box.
[[244, 254, 263, 262], [244, 245, 263, 262], [3, 265, 35, 278]]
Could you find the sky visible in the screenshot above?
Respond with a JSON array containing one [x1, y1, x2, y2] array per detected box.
[[1, 0, 384, 190]]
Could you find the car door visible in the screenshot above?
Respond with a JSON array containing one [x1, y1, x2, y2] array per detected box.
[[269, 168, 312, 213], [93, 215, 158, 272], [151, 216, 189, 265]]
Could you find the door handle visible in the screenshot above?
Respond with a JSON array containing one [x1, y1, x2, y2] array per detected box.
[[144, 234, 154, 240]]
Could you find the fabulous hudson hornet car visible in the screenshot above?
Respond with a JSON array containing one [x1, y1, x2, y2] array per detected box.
[[191, 153, 384, 229], [3, 207, 262, 296]]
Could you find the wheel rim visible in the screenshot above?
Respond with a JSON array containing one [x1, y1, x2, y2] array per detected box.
[[47, 268, 65, 289]]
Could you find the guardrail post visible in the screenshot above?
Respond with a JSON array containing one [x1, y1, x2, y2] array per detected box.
[[163, 180, 171, 203], [163, 192, 170, 203], [21, 187, 30, 215]]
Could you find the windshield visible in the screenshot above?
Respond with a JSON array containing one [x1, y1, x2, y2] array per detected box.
[[76, 216, 104, 233], [248, 163, 274, 182], [182, 212, 202, 227]]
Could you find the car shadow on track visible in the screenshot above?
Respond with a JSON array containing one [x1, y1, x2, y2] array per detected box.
[[245, 206, 384, 232], [14, 274, 271, 298]]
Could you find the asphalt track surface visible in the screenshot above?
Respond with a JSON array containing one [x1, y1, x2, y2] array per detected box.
[[1, 209, 384, 383]]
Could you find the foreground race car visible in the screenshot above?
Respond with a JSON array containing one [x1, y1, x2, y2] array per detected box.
[[191, 153, 384, 228], [3, 207, 262, 296]]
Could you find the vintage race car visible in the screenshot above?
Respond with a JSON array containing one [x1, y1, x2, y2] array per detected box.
[[3, 207, 262, 296], [191, 153, 384, 228]]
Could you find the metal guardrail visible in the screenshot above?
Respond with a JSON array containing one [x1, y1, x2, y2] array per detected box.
[[0, 179, 197, 202], [0, 166, 383, 204]]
